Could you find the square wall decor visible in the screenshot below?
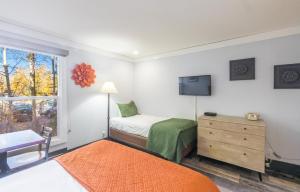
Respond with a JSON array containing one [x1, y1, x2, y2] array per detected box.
[[274, 63, 300, 89], [230, 58, 255, 81]]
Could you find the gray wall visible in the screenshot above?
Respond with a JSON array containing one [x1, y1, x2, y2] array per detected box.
[[134, 34, 300, 165]]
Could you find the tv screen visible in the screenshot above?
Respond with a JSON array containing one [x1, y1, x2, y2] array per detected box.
[[179, 75, 211, 96]]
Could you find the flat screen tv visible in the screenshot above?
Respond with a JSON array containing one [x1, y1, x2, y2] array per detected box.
[[179, 75, 211, 96]]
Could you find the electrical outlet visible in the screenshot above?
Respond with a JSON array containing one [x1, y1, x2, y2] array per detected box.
[[265, 159, 272, 168]]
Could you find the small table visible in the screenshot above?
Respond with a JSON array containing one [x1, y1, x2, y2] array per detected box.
[[0, 130, 45, 174]]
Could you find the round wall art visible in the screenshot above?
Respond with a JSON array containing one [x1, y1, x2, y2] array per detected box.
[[72, 63, 96, 88]]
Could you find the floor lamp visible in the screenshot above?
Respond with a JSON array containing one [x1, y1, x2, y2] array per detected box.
[[101, 81, 118, 139]]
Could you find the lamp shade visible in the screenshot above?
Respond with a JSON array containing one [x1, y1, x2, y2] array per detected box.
[[101, 81, 118, 94]]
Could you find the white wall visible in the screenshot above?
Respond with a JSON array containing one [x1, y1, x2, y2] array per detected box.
[[2, 20, 300, 165], [134, 34, 300, 165], [66, 48, 134, 149], [0, 21, 135, 150]]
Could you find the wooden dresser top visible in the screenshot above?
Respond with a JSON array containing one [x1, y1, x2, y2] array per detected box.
[[199, 115, 266, 127]]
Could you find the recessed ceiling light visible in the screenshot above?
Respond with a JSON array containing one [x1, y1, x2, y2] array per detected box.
[[133, 50, 139, 55]]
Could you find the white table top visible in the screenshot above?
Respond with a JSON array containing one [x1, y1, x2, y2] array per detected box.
[[0, 160, 87, 192], [0, 130, 45, 153]]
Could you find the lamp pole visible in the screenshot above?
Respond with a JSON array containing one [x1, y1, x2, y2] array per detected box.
[[107, 93, 110, 138], [101, 81, 117, 139]]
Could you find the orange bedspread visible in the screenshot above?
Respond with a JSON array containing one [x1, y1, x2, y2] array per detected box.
[[56, 140, 219, 192]]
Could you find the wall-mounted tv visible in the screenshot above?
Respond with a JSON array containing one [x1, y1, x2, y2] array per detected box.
[[179, 75, 211, 96]]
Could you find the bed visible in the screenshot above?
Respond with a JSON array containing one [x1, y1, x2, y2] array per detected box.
[[110, 114, 197, 162], [0, 140, 219, 192]]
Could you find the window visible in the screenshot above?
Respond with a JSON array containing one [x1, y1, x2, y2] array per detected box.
[[0, 47, 59, 136]]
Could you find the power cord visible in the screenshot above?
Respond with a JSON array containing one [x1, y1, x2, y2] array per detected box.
[[266, 137, 300, 161]]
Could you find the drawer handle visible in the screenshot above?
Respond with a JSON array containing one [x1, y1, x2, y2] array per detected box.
[[243, 138, 247, 141], [209, 122, 213, 125], [243, 127, 247, 130], [209, 132, 213, 135], [243, 153, 247, 156], [209, 145, 212, 148]]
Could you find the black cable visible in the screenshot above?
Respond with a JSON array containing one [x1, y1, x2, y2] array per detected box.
[[266, 137, 300, 161]]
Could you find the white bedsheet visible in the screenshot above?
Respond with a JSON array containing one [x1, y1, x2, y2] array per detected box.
[[0, 160, 86, 192], [110, 114, 168, 137]]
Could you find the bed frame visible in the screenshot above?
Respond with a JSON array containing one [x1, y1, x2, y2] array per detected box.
[[109, 128, 194, 159], [110, 128, 147, 149]]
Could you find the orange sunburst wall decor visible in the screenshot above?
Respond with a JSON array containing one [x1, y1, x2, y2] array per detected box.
[[72, 63, 96, 88]]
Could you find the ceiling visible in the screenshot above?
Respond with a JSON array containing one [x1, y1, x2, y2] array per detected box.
[[0, 0, 300, 59]]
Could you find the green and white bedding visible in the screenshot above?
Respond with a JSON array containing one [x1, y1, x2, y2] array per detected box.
[[147, 118, 197, 162], [110, 114, 197, 162]]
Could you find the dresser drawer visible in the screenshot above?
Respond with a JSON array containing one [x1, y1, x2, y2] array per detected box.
[[199, 119, 242, 133], [241, 125, 265, 136], [198, 127, 265, 151], [197, 139, 265, 173], [199, 119, 265, 136], [240, 133, 265, 151]]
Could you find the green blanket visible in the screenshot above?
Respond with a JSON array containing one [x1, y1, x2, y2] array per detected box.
[[147, 118, 197, 163]]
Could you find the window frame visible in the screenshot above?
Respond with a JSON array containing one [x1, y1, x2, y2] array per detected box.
[[0, 46, 68, 149]]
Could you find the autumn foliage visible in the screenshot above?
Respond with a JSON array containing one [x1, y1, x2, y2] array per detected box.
[[1, 48, 58, 97], [0, 76, 4, 94], [1, 48, 58, 135], [10, 66, 54, 96], [0, 66, 57, 97]]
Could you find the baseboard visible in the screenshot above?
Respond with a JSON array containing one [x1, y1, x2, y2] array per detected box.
[[268, 160, 300, 178], [49, 148, 68, 158]]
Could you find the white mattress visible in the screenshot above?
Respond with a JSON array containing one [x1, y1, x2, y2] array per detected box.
[[0, 160, 87, 192], [110, 114, 168, 137]]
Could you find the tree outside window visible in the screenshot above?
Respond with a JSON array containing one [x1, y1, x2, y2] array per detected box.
[[0, 48, 58, 136]]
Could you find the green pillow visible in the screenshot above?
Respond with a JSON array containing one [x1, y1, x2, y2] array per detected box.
[[117, 101, 138, 117]]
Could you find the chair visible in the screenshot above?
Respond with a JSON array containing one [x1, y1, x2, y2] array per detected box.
[[7, 126, 53, 171]]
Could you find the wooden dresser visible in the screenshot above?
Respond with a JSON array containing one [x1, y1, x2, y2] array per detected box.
[[197, 115, 266, 173]]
